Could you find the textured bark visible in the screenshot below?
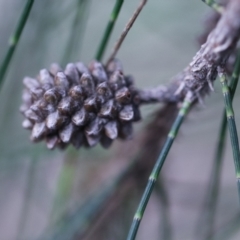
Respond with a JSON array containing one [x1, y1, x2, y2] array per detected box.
[[182, 0, 240, 97], [138, 0, 240, 103], [137, 86, 178, 104]]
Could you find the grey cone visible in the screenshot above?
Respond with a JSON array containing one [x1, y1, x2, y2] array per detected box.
[[20, 59, 141, 150]]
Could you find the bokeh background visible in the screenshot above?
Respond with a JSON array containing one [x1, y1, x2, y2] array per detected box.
[[0, 0, 240, 239]]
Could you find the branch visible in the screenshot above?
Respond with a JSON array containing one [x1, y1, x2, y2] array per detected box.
[[138, 0, 240, 105], [137, 85, 179, 104], [106, 0, 148, 66], [178, 0, 240, 100]]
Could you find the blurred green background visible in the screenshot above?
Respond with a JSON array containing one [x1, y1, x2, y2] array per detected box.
[[0, 0, 240, 239]]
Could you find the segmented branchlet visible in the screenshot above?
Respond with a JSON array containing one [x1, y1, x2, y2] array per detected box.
[[20, 59, 141, 150]]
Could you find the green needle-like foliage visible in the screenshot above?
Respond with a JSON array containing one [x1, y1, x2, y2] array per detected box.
[[126, 94, 193, 240], [202, 0, 224, 13], [198, 51, 240, 239], [219, 69, 240, 204], [0, 0, 34, 90], [95, 0, 124, 61]]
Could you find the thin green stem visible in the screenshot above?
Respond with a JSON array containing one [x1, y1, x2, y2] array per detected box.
[[95, 0, 124, 61], [61, 0, 90, 65], [202, 0, 224, 14], [126, 94, 192, 240], [0, 0, 34, 89], [198, 51, 240, 239], [219, 69, 240, 204]]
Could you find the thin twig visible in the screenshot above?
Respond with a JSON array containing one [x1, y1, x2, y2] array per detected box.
[[106, 0, 148, 66], [126, 92, 193, 240], [137, 85, 179, 104], [95, 0, 124, 61], [0, 0, 34, 90]]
